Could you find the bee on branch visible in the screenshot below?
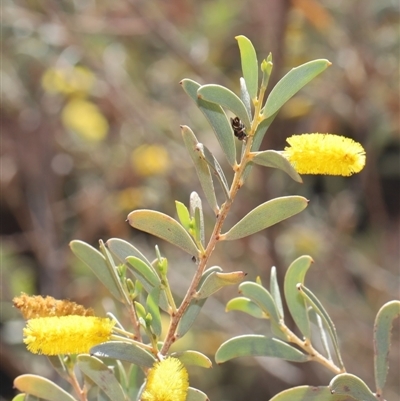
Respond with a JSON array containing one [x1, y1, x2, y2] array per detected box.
[[230, 117, 247, 141]]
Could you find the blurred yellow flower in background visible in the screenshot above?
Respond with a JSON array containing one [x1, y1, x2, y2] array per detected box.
[[116, 187, 144, 211], [62, 98, 109, 141], [131, 144, 169, 176], [42, 66, 95, 95]]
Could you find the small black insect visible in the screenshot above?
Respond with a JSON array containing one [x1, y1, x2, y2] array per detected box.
[[231, 117, 247, 141]]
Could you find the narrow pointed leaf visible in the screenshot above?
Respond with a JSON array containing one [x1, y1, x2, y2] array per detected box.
[[269, 386, 352, 401], [90, 341, 156, 368], [196, 271, 247, 299], [181, 79, 236, 166], [196, 143, 230, 199], [181, 126, 219, 215], [147, 286, 162, 337], [239, 281, 280, 322], [374, 300, 400, 393], [14, 375, 77, 401], [221, 196, 308, 241], [270, 266, 284, 319], [198, 84, 251, 129], [128, 209, 199, 256], [187, 388, 210, 401], [171, 350, 212, 368], [215, 335, 308, 364], [251, 150, 302, 182], [240, 77, 252, 117], [175, 201, 191, 231], [299, 284, 344, 369], [329, 373, 376, 401], [262, 59, 331, 118], [70, 240, 123, 302], [226, 297, 266, 319], [77, 355, 128, 401], [284, 256, 314, 340], [176, 266, 222, 338], [236, 35, 258, 101]]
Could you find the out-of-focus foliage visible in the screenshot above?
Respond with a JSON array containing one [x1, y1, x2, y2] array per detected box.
[[1, 1, 399, 400]]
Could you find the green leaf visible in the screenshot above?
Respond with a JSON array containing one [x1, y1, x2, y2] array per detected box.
[[146, 286, 162, 336], [106, 239, 169, 312], [196, 143, 230, 199], [106, 238, 152, 266], [240, 77, 252, 118], [241, 114, 277, 183], [175, 201, 191, 231], [14, 375, 77, 401], [198, 84, 251, 130], [299, 284, 344, 369], [284, 255, 313, 340], [196, 270, 247, 299], [70, 240, 124, 302], [374, 300, 400, 394], [187, 387, 210, 401], [251, 150, 302, 183], [262, 59, 331, 118], [25, 396, 41, 401], [181, 79, 236, 166], [77, 355, 128, 401], [238, 281, 280, 322], [90, 341, 156, 368], [46, 356, 69, 381], [181, 126, 219, 215], [12, 395, 28, 401], [269, 386, 352, 401], [270, 266, 284, 319], [127, 209, 199, 256], [171, 350, 212, 368], [329, 373, 376, 401], [221, 196, 308, 241], [226, 297, 266, 319], [215, 335, 308, 364], [176, 266, 222, 338], [236, 35, 258, 102], [126, 256, 159, 288]]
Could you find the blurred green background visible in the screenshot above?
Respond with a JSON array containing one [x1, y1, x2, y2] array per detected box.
[[1, 0, 399, 400]]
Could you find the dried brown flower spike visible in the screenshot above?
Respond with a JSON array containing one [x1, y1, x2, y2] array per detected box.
[[13, 293, 94, 320]]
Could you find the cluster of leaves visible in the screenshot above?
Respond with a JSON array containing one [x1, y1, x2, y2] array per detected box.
[[13, 36, 398, 401]]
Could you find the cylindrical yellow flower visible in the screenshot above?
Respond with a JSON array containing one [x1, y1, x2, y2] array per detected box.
[[23, 316, 115, 355], [141, 357, 189, 401], [284, 133, 366, 176]]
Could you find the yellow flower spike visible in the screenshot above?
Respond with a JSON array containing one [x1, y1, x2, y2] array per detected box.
[[23, 316, 115, 355], [141, 357, 189, 401], [284, 133, 366, 176]]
